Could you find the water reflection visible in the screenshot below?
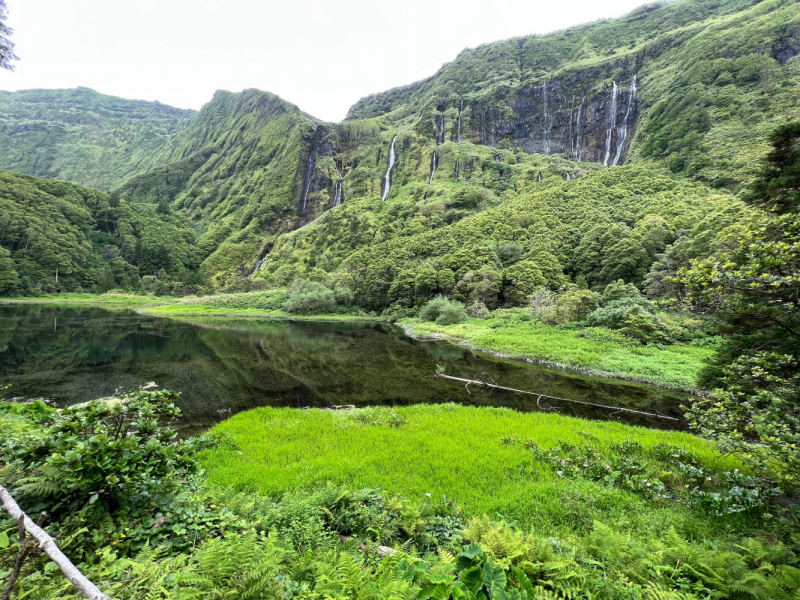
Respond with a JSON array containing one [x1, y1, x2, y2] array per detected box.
[[0, 304, 690, 434]]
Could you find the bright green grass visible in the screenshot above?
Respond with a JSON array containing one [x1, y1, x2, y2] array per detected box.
[[2, 293, 174, 305], [402, 319, 712, 390], [201, 404, 743, 541]]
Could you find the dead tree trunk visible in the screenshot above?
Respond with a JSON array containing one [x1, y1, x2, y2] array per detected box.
[[0, 485, 110, 600], [433, 373, 680, 421]]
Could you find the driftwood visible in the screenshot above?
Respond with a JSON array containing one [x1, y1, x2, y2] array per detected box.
[[0, 485, 110, 600], [433, 373, 680, 421]]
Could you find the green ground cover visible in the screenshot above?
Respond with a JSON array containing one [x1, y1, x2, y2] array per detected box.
[[201, 404, 744, 540], [3, 292, 174, 305], [402, 317, 713, 390]]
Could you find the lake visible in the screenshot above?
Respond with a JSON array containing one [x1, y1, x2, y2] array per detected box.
[[0, 303, 690, 434]]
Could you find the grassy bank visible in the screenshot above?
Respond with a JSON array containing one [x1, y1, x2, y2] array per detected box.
[[1, 292, 173, 305], [401, 315, 713, 390], [201, 404, 746, 540]]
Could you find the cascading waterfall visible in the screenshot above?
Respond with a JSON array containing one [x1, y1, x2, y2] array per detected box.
[[481, 110, 487, 144], [612, 75, 638, 167], [537, 171, 542, 182], [436, 115, 445, 146], [248, 258, 265, 279], [543, 79, 550, 156], [569, 95, 574, 161], [603, 81, 619, 167], [381, 136, 398, 202], [333, 163, 344, 207], [565, 173, 571, 181], [428, 151, 438, 185], [454, 158, 460, 182], [575, 100, 583, 162], [457, 99, 463, 142], [301, 153, 315, 211]]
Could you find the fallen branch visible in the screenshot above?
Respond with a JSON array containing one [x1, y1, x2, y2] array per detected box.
[[433, 373, 680, 421], [0, 485, 110, 600]]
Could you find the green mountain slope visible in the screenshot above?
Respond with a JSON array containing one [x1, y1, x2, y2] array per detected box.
[[0, 0, 797, 301], [0, 87, 194, 190], [0, 170, 199, 294]]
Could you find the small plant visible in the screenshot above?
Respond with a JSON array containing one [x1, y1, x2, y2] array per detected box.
[[419, 296, 469, 325], [283, 280, 336, 314]]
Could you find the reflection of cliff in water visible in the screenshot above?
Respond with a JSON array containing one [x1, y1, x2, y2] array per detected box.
[[0, 305, 690, 435]]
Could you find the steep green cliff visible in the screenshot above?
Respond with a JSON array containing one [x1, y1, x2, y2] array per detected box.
[[0, 0, 797, 300], [0, 87, 194, 189]]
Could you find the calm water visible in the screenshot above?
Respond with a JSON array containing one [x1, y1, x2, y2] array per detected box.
[[0, 304, 690, 434]]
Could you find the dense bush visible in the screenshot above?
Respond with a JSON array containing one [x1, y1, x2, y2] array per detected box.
[[419, 296, 469, 325], [283, 280, 336, 314]]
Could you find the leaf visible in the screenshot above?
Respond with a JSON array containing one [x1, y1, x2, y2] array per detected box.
[[432, 584, 450, 600], [512, 567, 535, 599], [460, 543, 484, 559], [483, 561, 506, 599], [459, 566, 484, 594], [89, 493, 99, 505], [0, 531, 8, 549]]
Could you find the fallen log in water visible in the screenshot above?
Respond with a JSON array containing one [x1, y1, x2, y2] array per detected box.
[[433, 373, 680, 421], [0, 485, 110, 600]]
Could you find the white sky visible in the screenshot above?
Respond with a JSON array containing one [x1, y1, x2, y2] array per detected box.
[[1, 0, 649, 122]]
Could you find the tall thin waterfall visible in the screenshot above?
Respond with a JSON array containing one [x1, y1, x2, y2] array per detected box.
[[543, 79, 550, 156], [565, 172, 571, 181], [428, 151, 438, 185], [575, 100, 583, 162], [436, 115, 445, 145], [454, 158, 460, 182], [481, 110, 487, 144], [569, 95, 574, 161], [381, 136, 398, 202], [457, 99, 463, 142], [603, 82, 619, 167], [301, 154, 315, 211], [612, 75, 638, 167], [537, 171, 542, 182]]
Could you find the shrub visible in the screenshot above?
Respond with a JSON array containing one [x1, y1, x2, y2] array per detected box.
[[585, 297, 655, 329], [419, 296, 468, 325], [334, 285, 354, 306], [436, 303, 469, 326], [283, 280, 336, 314], [600, 279, 643, 305]]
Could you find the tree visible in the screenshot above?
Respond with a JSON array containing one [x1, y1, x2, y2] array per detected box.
[[0, 0, 17, 71], [745, 121, 800, 215], [677, 123, 800, 488]]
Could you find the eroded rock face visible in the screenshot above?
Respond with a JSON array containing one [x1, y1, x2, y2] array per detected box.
[[453, 66, 641, 165]]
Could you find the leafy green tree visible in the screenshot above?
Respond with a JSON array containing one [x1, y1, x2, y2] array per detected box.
[[502, 260, 545, 306], [555, 287, 598, 322], [414, 267, 439, 303], [601, 280, 642, 305], [0, 246, 19, 295], [745, 121, 800, 215], [678, 123, 800, 487], [437, 268, 456, 295], [0, 0, 17, 71]]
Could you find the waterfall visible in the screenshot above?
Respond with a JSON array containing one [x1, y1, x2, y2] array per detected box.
[[481, 110, 487, 144], [457, 99, 463, 142], [612, 75, 638, 167], [537, 171, 542, 182], [569, 95, 574, 161], [428, 151, 438, 185], [436, 115, 444, 146], [301, 153, 315, 211], [248, 258, 265, 279], [576, 100, 583, 162], [332, 163, 344, 207], [565, 173, 571, 181], [454, 158, 460, 182], [543, 79, 550, 156], [381, 136, 398, 201], [332, 181, 343, 207], [603, 81, 619, 167]]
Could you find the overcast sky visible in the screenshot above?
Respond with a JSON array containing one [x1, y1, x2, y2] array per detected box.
[[1, 0, 649, 122]]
